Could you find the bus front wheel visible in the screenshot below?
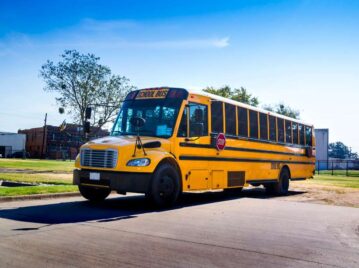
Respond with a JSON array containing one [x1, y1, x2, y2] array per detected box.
[[265, 168, 290, 195], [148, 163, 181, 207], [79, 185, 111, 202]]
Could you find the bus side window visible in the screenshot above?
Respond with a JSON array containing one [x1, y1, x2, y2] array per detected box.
[[277, 118, 284, 143], [177, 104, 208, 137], [238, 107, 248, 137], [292, 122, 298, 144], [305, 126, 312, 146], [299, 124, 305, 145], [260, 113, 268, 140], [249, 110, 258, 139], [225, 103, 236, 136], [211, 101, 223, 133], [269, 115, 276, 141], [285, 120, 292, 144], [189, 104, 208, 137]]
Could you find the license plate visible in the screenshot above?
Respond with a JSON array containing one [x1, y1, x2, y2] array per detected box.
[[89, 172, 100, 181]]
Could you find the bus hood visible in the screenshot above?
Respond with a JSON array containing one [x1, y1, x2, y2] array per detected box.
[[82, 135, 172, 152]]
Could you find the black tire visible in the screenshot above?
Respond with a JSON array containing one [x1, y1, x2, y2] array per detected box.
[[148, 163, 181, 207], [78, 185, 111, 202], [265, 168, 290, 195]]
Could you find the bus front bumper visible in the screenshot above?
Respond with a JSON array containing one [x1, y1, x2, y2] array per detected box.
[[73, 169, 152, 194]]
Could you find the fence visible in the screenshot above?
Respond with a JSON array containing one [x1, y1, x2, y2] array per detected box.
[[316, 160, 359, 177]]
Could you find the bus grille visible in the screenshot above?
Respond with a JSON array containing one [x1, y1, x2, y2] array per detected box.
[[80, 149, 118, 168]]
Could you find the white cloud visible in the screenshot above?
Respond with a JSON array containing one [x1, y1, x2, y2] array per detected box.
[[79, 18, 138, 32], [116, 37, 230, 49], [0, 19, 230, 54]]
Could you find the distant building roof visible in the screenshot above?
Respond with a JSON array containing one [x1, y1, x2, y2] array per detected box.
[[0, 132, 25, 135]]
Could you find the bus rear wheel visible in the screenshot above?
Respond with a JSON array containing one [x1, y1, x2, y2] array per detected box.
[[148, 163, 180, 207], [79, 185, 111, 202], [265, 168, 290, 195]]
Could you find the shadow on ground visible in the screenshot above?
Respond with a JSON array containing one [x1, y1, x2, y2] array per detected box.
[[0, 188, 306, 226]]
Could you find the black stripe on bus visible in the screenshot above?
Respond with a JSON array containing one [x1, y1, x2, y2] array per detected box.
[[246, 179, 278, 184], [246, 178, 306, 184], [179, 143, 306, 157], [178, 155, 314, 165]]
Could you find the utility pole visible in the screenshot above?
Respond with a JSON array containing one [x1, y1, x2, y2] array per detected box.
[[41, 113, 47, 159]]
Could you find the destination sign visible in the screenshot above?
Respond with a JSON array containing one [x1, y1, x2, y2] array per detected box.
[[136, 88, 169, 99]]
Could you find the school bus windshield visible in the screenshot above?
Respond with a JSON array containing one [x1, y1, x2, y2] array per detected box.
[[111, 98, 182, 138]]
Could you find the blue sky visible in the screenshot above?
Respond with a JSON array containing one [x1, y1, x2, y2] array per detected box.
[[0, 0, 359, 152]]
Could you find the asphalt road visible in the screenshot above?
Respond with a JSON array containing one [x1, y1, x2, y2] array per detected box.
[[0, 191, 358, 268]]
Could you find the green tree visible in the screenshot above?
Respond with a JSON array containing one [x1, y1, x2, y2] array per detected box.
[[203, 86, 259, 107], [329, 142, 358, 159], [263, 103, 300, 119], [203, 85, 232, 98], [40, 50, 135, 130], [231, 87, 259, 106]]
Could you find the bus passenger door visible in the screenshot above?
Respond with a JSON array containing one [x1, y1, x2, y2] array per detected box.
[[175, 100, 211, 191]]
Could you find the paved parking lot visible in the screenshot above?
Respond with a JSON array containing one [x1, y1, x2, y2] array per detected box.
[[0, 192, 358, 267]]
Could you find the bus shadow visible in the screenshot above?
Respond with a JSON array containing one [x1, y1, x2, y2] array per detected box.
[[0, 188, 306, 226]]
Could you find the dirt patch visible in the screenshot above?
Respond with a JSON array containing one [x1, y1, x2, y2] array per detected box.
[[279, 180, 359, 208]]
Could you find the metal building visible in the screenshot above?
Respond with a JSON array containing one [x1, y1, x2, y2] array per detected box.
[[314, 128, 329, 170], [0, 132, 26, 158]]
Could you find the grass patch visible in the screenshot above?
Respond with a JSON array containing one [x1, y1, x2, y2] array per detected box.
[[0, 173, 72, 185], [312, 175, 359, 188], [0, 159, 74, 172], [0, 185, 78, 197], [316, 170, 359, 177]]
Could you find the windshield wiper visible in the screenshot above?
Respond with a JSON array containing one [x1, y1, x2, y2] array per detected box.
[[111, 131, 135, 136]]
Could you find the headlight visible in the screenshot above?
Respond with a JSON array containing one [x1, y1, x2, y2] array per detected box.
[[127, 158, 151, 166]]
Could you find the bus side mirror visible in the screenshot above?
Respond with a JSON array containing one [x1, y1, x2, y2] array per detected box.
[[85, 107, 92, 119], [84, 121, 91, 134]]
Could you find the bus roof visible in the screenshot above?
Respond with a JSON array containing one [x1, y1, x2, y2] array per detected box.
[[138, 87, 313, 127]]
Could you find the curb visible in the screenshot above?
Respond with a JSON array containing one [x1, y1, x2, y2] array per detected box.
[[0, 192, 81, 203]]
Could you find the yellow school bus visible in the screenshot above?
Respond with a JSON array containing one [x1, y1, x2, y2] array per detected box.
[[73, 87, 316, 206]]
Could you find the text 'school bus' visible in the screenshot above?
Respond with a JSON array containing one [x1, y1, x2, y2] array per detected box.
[[73, 87, 316, 206]]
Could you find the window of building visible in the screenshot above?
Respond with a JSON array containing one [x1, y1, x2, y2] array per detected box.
[[238, 107, 248, 137], [269, 115, 276, 141], [225, 103, 236, 136], [211, 101, 223, 133], [277, 118, 284, 143], [292, 122, 298, 144], [249, 110, 258, 139], [305, 126, 312, 146], [260, 113, 268, 140], [285, 120, 292, 144], [299, 124, 305, 145], [178, 103, 208, 137]]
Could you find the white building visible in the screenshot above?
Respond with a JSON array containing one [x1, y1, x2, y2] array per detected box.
[[314, 128, 329, 170], [0, 132, 26, 157]]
